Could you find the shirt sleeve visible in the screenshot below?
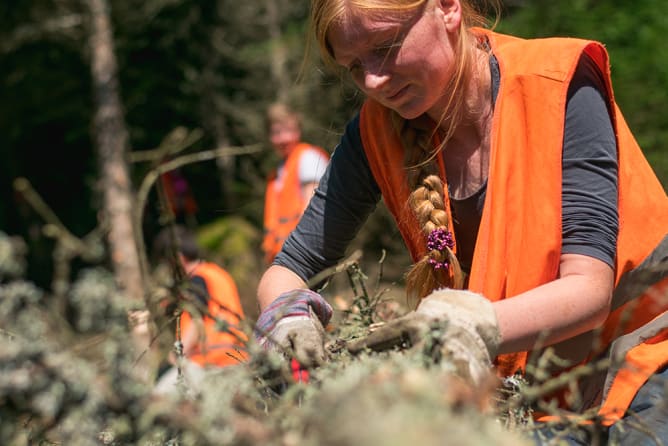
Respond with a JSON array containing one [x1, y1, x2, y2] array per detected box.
[[561, 54, 619, 268], [298, 148, 329, 184], [274, 114, 382, 282]]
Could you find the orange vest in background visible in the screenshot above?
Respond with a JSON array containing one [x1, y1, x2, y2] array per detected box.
[[262, 142, 329, 263], [179, 261, 248, 367], [360, 29, 668, 424]]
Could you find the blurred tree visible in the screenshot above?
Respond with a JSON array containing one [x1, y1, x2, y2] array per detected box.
[[88, 0, 144, 301]]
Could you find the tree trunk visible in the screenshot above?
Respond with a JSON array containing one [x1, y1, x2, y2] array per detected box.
[[266, 0, 289, 103], [88, 0, 155, 382], [88, 0, 144, 302]]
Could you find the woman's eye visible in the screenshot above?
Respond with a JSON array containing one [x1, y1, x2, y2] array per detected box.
[[374, 41, 402, 56], [348, 61, 363, 76]]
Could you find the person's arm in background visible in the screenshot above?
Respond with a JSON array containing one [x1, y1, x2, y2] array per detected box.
[[298, 147, 330, 212], [178, 274, 210, 359], [168, 314, 202, 364], [180, 319, 202, 358]]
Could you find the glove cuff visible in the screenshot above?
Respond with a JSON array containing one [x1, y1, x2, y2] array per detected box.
[[254, 289, 332, 339], [419, 289, 501, 358]]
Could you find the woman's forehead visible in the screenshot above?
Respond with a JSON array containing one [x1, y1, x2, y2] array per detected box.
[[329, 10, 411, 48], [329, 6, 428, 61], [328, 19, 394, 60], [337, 2, 420, 26]]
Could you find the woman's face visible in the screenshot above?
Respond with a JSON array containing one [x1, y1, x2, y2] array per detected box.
[[269, 118, 301, 157], [328, 0, 462, 120]]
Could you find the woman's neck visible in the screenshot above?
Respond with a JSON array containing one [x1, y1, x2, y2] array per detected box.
[[441, 47, 493, 199]]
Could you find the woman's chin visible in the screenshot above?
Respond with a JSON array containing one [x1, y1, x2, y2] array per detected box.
[[386, 98, 426, 120], [394, 107, 424, 120]]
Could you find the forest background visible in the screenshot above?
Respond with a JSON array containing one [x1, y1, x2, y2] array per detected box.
[[2, 0, 667, 320]]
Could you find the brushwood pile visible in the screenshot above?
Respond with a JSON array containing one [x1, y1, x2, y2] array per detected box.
[[0, 230, 559, 445]]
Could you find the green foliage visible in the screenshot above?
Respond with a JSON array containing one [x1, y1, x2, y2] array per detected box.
[[196, 216, 263, 316], [197, 216, 261, 262]]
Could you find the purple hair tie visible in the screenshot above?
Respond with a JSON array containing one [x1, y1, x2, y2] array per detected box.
[[426, 228, 454, 270]]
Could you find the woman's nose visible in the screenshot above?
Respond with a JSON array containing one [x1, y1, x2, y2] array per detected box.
[[363, 70, 390, 92]]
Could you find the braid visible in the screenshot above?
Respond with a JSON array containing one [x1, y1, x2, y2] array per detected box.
[[392, 113, 463, 306], [388, 25, 485, 306]]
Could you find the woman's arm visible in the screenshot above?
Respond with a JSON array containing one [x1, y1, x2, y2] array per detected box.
[[495, 54, 618, 356], [494, 253, 613, 354], [257, 264, 308, 310]]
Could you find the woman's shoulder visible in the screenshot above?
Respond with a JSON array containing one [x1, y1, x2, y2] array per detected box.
[[487, 30, 605, 81], [483, 29, 599, 52]]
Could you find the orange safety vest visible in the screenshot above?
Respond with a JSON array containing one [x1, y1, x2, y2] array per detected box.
[[262, 142, 329, 263], [359, 29, 668, 424], [179, 261, 248, 367]]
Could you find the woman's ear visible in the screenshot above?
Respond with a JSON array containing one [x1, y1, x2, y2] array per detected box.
[[436, 0, 462, 32]]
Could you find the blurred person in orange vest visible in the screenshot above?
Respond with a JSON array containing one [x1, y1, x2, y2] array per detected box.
[[153, 225, 248, 397], [262, 103, 329, 264], [253, 0, 668, 443]]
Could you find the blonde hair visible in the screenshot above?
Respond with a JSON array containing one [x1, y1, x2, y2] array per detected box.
[[308, 0, 498, 304], [266, 102, 302, 130]]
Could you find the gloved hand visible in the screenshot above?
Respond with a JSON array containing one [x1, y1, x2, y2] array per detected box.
[[346, 289, 500, 384], [255, 289, 333, 368]]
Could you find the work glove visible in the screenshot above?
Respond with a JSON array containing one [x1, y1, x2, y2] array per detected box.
[[346, 289, 500, 384], [255, 289, 333, 368]]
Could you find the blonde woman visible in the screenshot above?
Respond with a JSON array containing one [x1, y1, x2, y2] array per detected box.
[[255, 0, 668, 442]]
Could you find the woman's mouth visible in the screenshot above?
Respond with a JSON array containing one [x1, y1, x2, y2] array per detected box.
[[386, 85, 408, 102]]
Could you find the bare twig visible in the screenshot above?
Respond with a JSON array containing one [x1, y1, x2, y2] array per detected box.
[[129, 127, 205, 164], [133, 142, 264, 301], [13, 177, 105, 301], [521, 357, 612, 405], [373, 249, 387, 295], [307, 250, 363, 289], [2, 14, 84, 54], [13, 178, 89, 255]]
